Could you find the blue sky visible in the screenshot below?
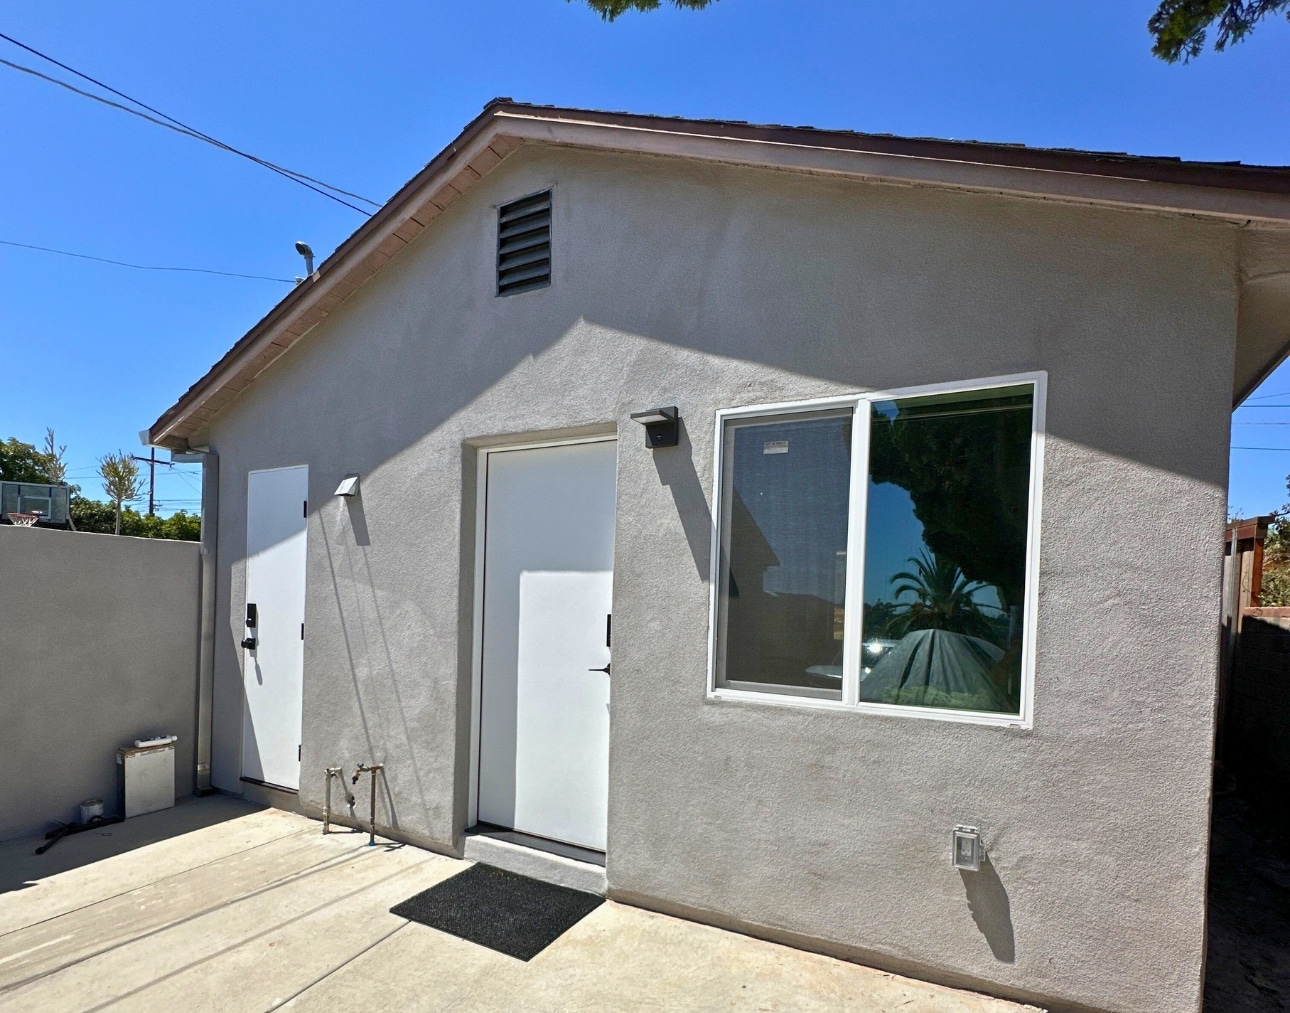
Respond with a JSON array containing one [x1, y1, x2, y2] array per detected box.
[[2, 1, 1289, 516]]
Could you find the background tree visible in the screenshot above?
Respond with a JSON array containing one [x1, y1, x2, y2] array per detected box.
[[41, 428, 68, 485], [1257, 474, 1290, 606], [2, 431, 197, 539], [570, 0, 714, 20], [98, 451, 142, 535], [69, 498, 200, 540], [1149, 0, 1289, 61], [565, 0, 1283, 63], [1262, 523, 1290, 605], [0, 437, 56, 483]]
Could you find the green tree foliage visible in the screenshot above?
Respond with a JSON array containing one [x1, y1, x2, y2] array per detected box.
[[1261, 530, 1290, 606], [0, 430, 69, 486], [570, 0, 714, 20], [0, 437, 56, 483], [867, 389, 1032, 612], [1149, 0, 1290, 61], [1258, 475, 1290, 606], [70, 497, 200, 540], [98, 451, 142, 535], [566, 0, 1281, 63]]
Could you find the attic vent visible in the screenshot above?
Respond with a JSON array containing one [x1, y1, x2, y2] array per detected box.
[[497, 190, 551, 296]]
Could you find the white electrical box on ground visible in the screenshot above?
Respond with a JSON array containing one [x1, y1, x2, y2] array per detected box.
[[117, 738, 177, 818]]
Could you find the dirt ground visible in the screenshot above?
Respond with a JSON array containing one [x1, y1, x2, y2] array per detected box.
[[1204, 781, 1290, 1012]]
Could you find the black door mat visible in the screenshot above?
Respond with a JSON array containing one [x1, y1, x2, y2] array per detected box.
[[390, 864, 604, 961]]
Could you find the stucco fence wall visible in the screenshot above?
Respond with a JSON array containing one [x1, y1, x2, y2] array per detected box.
[[0, 526, 200, 842]]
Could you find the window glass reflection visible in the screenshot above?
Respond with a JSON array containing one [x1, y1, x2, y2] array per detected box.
[[715, 410, 852, 699], [860, 386, 1034, 715]]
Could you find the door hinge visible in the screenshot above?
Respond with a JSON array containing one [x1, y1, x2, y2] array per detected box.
[[303, 500, 308, 518], [301, 622, 305, 640], [298, 744, 302, 761]]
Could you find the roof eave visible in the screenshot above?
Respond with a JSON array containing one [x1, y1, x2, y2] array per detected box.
[[147, 102, 1290, 449]]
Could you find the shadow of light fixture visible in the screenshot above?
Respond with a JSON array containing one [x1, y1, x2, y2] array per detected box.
[[630, 406, 680, 449], [334, 474, 360, 497]]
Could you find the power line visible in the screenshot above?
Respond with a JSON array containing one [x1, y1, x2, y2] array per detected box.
[[0, 32, 377, 215], [0, 52, 372, 215], [171, 471, 204, 495], [0, 238, 295, 282], [1244, 390, 1290, 401], [1231, 446, 1290, 451], [0, 32, 380, 207]]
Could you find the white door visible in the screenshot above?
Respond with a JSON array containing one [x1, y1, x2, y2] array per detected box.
[[478, 440, 616, 851], [242, 466, 308, 791]]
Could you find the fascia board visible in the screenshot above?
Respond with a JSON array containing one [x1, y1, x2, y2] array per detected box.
[[496, 110, 1290, 226]]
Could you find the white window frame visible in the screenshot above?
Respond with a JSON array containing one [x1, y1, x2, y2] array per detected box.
[[705, 371, 1046, 729]]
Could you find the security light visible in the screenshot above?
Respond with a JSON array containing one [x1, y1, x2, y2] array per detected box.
[[295, 241, 315, 276], [952, 825, 982, 872], [630, 406, 680, 449], [334, 474, 360, 497]]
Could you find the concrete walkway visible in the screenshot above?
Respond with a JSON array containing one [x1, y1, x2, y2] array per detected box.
[[0, 798, 1041, 1012]]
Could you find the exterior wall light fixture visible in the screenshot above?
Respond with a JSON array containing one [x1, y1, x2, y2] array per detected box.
[[334, 474, 360, 497], [630, 406, 680, 449], [952, 825, 982, 871]]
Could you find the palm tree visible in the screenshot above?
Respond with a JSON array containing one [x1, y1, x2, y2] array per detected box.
[[883, 550, 998, 641]]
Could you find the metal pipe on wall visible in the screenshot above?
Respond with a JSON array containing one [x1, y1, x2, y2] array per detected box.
[[322, 766, 354, 834], [172, 446, 218, 794], [351, 763, 384, 846]]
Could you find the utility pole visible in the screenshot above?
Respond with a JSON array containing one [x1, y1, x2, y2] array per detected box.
[[132, 449, 173, 516]]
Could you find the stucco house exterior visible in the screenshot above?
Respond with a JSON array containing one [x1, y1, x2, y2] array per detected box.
[[145, 101, 1290, 1013]]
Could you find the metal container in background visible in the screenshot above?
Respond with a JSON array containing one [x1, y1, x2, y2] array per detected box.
[[117, 737, 177, 818], [78, 798, 105, 823]]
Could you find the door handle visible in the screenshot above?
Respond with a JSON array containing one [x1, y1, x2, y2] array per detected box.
[[588, 664, 611, 676]]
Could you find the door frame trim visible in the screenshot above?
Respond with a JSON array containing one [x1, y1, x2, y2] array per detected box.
[[467, 433, 618, 831], [240, 463, 309, 791]]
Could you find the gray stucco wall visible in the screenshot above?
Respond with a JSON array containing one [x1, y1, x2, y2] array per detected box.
[[0, 527, 200, 841], [199, 147, 1236, 1013]]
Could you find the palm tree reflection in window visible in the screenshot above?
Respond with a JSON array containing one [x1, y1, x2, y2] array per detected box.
[[885, 550, 998, 640]]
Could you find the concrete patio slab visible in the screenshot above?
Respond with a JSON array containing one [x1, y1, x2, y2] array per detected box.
[[0, 798, 1043, 1012]]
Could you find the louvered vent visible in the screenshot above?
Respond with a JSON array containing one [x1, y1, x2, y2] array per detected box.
[[497, 190, 552, 296]]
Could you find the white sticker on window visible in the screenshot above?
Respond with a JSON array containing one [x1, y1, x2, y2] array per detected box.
[[763, 440, 789, 455]]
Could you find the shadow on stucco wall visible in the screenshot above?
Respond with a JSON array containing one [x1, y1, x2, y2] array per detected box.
[[345, 493, 371, 547], [960, 857, 1016, 963], [319, 521, 374, 759], [650, 417, 713, 579], [316, 506, 428, 832]]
